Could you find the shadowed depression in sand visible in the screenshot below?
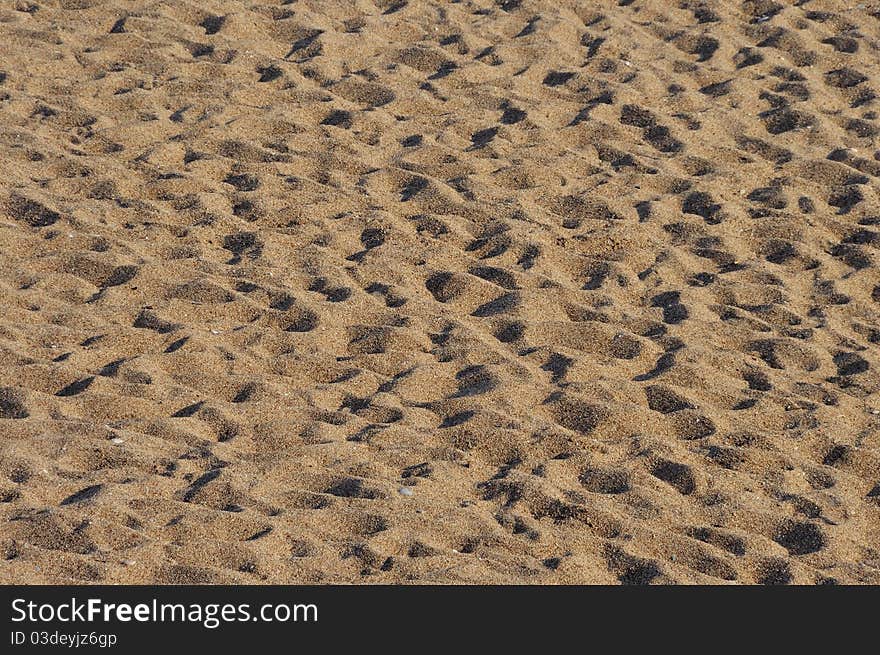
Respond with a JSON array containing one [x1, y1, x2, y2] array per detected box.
[[0, 0, 879, 584]]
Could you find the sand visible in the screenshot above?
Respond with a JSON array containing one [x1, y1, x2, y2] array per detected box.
[[0, 0, 878, 585]]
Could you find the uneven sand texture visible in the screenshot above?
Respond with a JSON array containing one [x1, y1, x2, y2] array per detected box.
[[1, 0, 879, 585]]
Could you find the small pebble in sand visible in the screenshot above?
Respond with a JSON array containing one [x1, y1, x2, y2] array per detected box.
[[398, 487, 414, 496]]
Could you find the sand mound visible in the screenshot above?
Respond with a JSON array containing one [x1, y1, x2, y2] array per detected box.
[[1, 1, 879, 584]]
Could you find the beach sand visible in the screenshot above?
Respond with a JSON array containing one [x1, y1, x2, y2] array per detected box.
[[0, 0, 878, 584]]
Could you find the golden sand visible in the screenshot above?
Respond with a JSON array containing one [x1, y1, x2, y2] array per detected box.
[[0, 0, 878, 584]]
